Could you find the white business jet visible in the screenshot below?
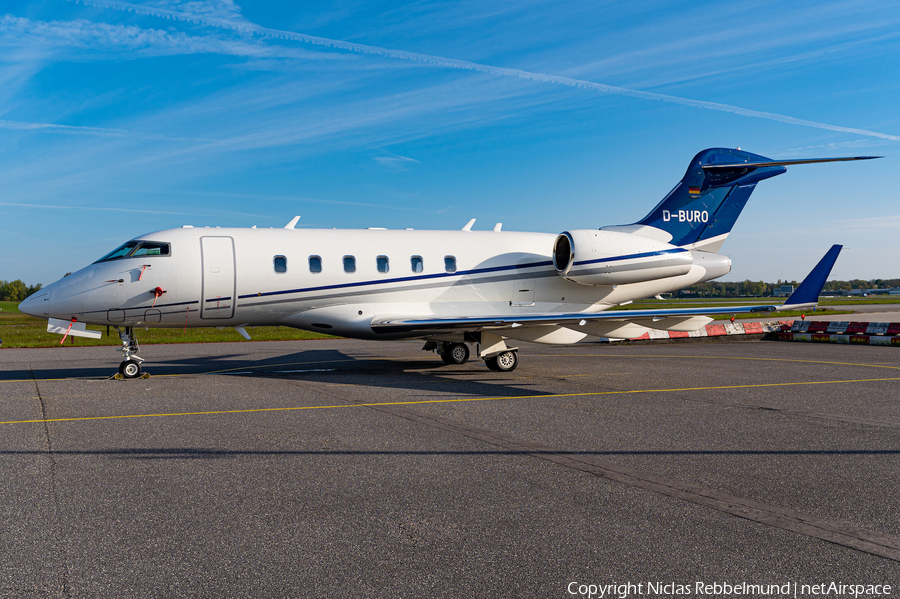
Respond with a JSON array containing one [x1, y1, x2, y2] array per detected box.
[[19, 148, 877, 378]]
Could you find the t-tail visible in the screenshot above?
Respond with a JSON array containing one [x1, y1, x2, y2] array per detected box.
[[622, 148, 880, 252]]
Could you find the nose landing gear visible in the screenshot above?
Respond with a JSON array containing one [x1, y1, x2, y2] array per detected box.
[[115, 326, 145, 379]]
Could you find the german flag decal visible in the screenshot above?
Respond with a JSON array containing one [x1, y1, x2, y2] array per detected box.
[[688, 186, 702, 195]]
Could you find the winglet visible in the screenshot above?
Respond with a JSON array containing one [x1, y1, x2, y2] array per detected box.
[[284, 216, 301, 229], [782, 245, 842, 307], [462, 219, 476, 231]]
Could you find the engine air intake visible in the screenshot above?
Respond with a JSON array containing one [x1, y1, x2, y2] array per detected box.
[[552, 233, 573, 274]]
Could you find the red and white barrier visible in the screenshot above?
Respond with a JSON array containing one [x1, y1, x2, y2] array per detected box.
[[623, 317, 900, 347], [775, 321, 900, 347]]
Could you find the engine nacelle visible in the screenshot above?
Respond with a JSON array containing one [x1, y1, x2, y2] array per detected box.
[[552, 229, 693, 286]]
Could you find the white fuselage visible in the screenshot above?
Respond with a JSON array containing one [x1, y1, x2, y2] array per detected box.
[[23, 226, 731, 341]]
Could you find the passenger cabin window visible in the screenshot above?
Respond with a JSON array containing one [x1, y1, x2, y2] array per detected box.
[[309, 256, 322, 273], [274, 255, 287, 273], [94, 241, 170, 263], [444, 256, 456, 273], [377, 256, 389, 273], [343, 256, 356, 273], [411, 256, 424, 273]]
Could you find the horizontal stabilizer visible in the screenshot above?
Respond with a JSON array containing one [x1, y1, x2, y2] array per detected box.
[[702, 156, 881, 170], [782, 245, 843, 307], [47, 318, 102, 339]]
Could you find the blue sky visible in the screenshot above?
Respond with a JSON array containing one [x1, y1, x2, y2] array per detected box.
[[1, 0, 898, 285]]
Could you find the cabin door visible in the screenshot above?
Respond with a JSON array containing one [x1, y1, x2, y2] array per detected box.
[[200, 236, 236, 319]]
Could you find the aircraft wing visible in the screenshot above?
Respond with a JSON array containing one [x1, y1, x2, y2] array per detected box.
[[371, 245, 841, 335]]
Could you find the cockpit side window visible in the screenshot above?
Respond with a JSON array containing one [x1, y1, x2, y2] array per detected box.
[[93, 241, 170, 263], [131, 242, 170, 257], [94, 242, 140, 263]]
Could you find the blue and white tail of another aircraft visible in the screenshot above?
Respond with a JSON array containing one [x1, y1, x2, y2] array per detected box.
[[19, 147, 880, 376]]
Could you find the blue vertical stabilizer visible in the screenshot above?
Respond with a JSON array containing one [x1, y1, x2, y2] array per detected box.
[[634, 149, 879, 248], [783, 245, 843, 307], [635, 148, 786, 247]]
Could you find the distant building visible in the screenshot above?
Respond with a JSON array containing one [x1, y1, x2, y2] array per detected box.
[[848, 288, 899, 296], [774, 285, 794, 297]]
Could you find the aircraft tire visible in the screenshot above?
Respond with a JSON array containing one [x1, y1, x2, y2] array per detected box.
[[441, 342, 470, 365], [120, 359, 142, 379], [491, 350, 518, 372]]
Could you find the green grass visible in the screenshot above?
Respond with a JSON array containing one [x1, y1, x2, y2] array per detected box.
[[610, 298, 857, 319], [614, 296, 881, 320], [617, 296, 900, 310], [709, 309, 853, 320], [0, 301, 334, 348], [818, 297, 900, 305], [618, 296, 900, 307]]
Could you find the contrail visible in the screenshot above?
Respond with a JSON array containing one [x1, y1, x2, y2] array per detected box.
[[75, 0, 900, 142]]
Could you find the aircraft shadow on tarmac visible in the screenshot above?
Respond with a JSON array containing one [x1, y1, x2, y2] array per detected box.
[[4, 347, 549, 402]]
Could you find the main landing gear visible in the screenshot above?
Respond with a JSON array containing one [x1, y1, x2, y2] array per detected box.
[[485, 350, 518, 372], [425, 334, 519, 372], [439, 342, 470, 365], [115, 326, 145, 379]]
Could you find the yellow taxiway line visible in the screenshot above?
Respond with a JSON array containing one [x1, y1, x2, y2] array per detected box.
[[2, 376, 899, 426]]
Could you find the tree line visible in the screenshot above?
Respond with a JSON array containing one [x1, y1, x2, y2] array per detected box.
[[684, 279, 900, 297], [0, 280, 44, 302]]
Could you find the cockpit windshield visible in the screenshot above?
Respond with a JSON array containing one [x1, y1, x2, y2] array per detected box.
[[94, 241, 170, 263]]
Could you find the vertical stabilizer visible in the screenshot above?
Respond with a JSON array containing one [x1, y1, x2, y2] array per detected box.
[[628, 149, 879, 251], [634, 148, 786, 251]]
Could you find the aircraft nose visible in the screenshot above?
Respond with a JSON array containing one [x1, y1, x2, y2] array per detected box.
[[19, 290, 49, 318]]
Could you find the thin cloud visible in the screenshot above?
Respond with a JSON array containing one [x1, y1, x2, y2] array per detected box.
[[0, 14, 335, 62], [111, 188, 423, 211], [777, 140, 892, 156], [0, 119, 128, 136], [42, 75, 538, 178], [0, 201, 206, 215], [836, 215, 900, 230], [77, 0, 900, 141], [0, 200, 283, 221], [0, 118, 214, 142], [374, 154, 421, 171]]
